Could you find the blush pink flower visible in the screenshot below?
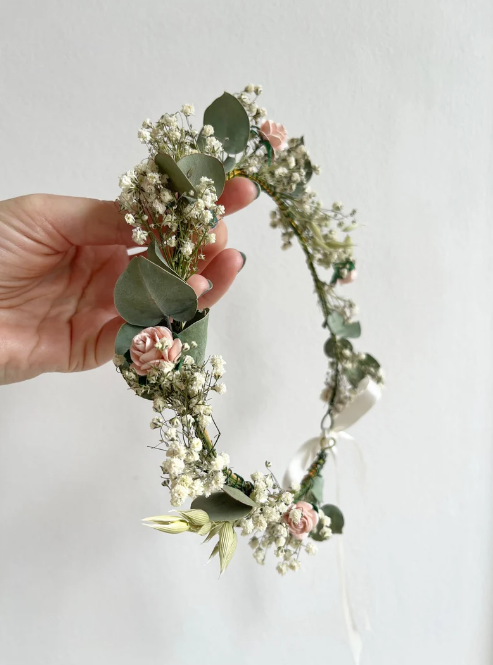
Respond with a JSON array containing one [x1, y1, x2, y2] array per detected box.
[[283, 501, 319, 540], [338, 269, 357, 285], [130, 326, 182, 376], [260, 120, 288, 151]]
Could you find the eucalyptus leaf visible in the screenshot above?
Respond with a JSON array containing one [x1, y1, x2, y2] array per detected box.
[[363, 353, 381, 372], [327, 311, 361, 339], [321, 504, 345, 534], [115, 322, 145, 355], [344, 364, 366, 388], [191, 491, 253, 522], [223, 155, 236, 173], [203, 92, 250, 154], [222, 485, 258, 508], [310, 503, 344, 541], [155, 152, 194, 194], [114, 256, 197, 326], [177, 309, 209, 364], [323, 336, 353, 359], [219, 522, 237, 574], [147, 239, 179, 277], [304, 475, 324, 505], [177, 153, 225, 197]]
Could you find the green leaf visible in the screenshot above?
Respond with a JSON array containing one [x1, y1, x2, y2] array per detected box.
[[304, 475, 324, 505], [115, 322, 145, 355], [155, 152, 194, 194], [147, 239, 179, 277], [203, 92, 250, 154], [219, 522, 237, 574], [260, 139, 273, 165], [344, 364, 366, 388], [114, 256, 197, 326], [223, 155, 236, 173], [327, 311, 361, 339], [291, 158, 313, 198], [177, 309, 210, 364], [177, 153, 226, 197], [310, 504, 344, 540], [362, 353, 381, 372], [321, 504, 345, 534], [191, 492, 253, 522], [222, 486, 258, 508], [324, 336, 353, 359]]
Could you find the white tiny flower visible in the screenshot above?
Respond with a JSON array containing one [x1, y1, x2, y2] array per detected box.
[[132, 227, 148, 245], [201, 124, 214, 137], [213, 383, 227, 394], [153, 397, 166, 412], [289, 508, 302, 525], [181, 103, 195, 116], [289, 560, 301, 572], [138, 129, 151, 143], [276, 562, 288, 576], [181, 240, 194, 257], [124, 213, 136, 226], [150, 416, 163, 430], [305, 542, 318, 555], [240, 518, 254, 536], [190, 438, 202, 452], [252, 514, 267, 531]]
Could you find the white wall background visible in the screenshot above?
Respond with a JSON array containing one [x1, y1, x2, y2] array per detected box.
[[1, 1, 492, 663]]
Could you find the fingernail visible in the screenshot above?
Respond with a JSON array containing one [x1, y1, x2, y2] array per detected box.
[[253, 182, 261, 199], [238, 252, 247, 272], [201, 279, 213, 296]]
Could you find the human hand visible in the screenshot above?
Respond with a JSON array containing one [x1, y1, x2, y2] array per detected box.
[[0, 178, 257, 384]]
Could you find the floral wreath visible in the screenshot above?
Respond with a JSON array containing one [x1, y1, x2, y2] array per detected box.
[[113, 85, 383, 575]]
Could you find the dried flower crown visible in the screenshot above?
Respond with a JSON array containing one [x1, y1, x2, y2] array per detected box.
[[113, 85, 383, 575]]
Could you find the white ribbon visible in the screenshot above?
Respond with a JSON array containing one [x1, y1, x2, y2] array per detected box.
[[282, 377, 381, 490], [282, 377, 381, 665]]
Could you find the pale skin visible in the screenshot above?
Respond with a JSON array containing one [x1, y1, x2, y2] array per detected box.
[[0, 178, 257, 385]]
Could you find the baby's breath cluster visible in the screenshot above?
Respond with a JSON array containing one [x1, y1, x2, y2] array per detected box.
[[116, 350, 228, 507]]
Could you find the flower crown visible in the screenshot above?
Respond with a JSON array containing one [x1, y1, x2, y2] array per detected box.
[[113, 85, 383, 575]]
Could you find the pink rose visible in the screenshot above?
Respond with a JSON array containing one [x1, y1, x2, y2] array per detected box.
[[130, 326, 182, 376], [338, 269, 357, 285], [260, 120, 288, 151], [283, 501, 319, 540]]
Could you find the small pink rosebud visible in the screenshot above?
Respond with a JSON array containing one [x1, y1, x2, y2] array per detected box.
[[130, 326, 182, 376], [338, 270, 357, 285], [260, 120, 288, 151], [283, 501, 319, 540]]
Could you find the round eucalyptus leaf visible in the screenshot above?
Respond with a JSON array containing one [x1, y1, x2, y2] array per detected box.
[[177, 153, 226, 197], [222, 485, 258, 508], [177, 309, 210, 364], [115, 322, 145, 355], [114, 256, 197, 325], [203, 92, 250, 155], [321, 504, 345, 534], [155, 152, 194, 194], [191, 491, 253, 522]]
